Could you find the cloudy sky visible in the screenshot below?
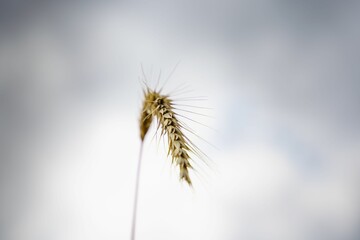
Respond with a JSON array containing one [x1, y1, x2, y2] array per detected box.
[[1, 1, 360, 240]]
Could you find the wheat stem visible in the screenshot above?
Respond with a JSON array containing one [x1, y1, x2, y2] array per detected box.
[[130, 141, 144, 240]]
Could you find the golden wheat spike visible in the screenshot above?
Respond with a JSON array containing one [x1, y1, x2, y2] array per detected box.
[[139, 87, 194, 185]]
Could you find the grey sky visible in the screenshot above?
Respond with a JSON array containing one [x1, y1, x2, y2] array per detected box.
[[1, 1, 360, 240]]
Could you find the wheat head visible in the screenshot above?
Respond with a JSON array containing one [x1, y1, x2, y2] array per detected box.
[[140, 87, 193, 185]]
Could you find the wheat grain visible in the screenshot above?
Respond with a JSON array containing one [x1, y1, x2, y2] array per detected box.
[[139, 87, 194, 185], [140, 88, 153, 141]]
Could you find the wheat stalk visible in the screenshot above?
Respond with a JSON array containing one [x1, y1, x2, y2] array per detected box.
[[131, 76, 204, 240]]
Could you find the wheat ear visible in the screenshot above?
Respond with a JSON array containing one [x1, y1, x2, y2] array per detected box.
[[140, 87, 193, 185]]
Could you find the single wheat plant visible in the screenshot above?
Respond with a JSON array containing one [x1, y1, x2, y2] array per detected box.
[[131, 67, 210, 240]]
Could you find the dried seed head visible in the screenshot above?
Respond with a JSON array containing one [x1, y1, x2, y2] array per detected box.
[[139, 87, 195, 185]]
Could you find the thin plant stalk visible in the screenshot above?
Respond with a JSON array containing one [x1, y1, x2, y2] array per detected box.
[[131, 81, 207, 239], [131, 142, 144, 240]]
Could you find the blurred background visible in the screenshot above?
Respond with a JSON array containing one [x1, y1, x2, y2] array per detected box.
[[1, 0, 360, 239]]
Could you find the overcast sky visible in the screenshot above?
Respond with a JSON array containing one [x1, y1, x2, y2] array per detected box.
[[1, 1, 360, 240]]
